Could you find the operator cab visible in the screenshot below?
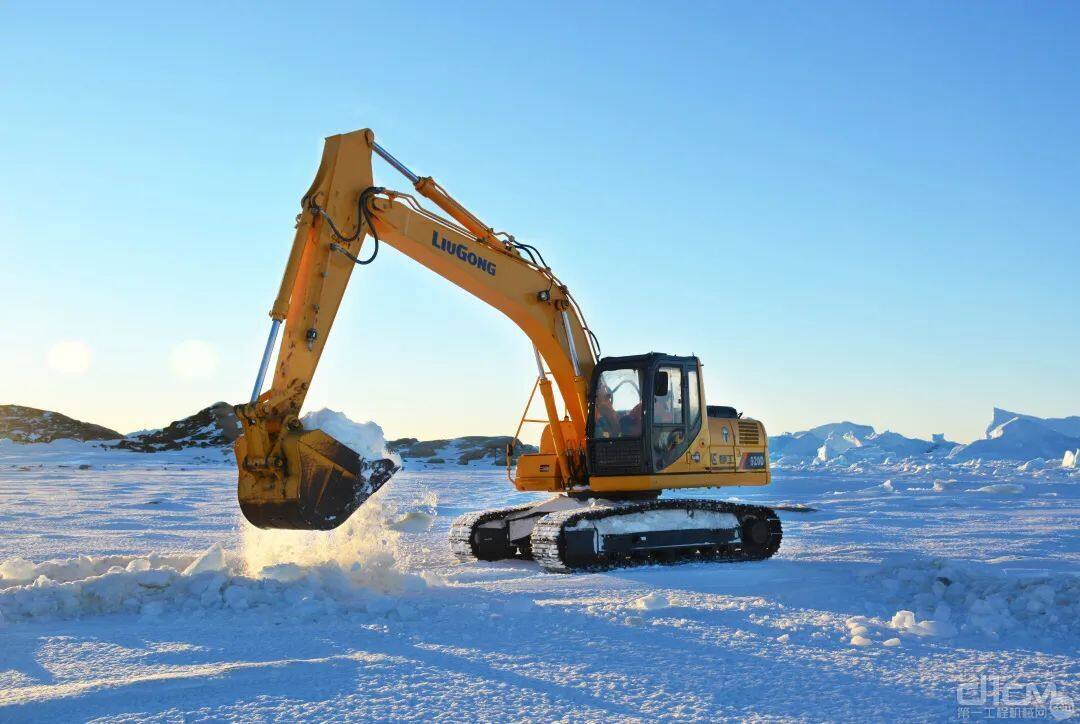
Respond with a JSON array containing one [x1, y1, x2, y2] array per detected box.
[[587, 353, 703, 476]]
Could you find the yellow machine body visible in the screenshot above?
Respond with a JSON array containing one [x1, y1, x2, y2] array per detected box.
[[236, 128, 771, 530]]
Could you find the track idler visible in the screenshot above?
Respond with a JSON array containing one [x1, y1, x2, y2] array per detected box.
[[236, 427, 398, 531]]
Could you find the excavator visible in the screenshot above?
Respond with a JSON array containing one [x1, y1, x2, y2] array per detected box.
[[234, 129, 781, 573]]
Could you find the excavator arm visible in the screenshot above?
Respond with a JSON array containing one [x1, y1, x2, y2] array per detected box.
[[236, 129, 596, 530]]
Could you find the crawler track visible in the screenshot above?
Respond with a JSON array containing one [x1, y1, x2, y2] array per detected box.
[[449, 504, 537, 561], [530, 499, 782, 573]]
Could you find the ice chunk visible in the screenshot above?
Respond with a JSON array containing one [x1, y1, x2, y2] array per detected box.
[[183, 544, 227, 576], [1063, 449, 1079, 469], [889, 609, 953, 637], [632, 592, 671, 611], [857, 480, 898, 495], [890, 610, 916, 630], [0, 558, 36, 585], [882, 638, 901, 647], [849, 635, 871, 646]]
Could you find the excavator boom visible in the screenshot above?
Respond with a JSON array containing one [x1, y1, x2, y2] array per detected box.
[[236, 129, 596, 530]]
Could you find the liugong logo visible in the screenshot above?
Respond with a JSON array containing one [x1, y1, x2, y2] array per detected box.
[[431, 231, 497, 276]]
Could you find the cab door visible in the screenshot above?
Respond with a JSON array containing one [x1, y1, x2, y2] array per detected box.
[[649, 363, 689, 473]]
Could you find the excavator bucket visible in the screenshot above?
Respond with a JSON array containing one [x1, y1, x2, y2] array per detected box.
[[236, 428, 398, 530]]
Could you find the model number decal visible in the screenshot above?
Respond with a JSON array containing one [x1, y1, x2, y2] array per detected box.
[[741, 453, 766, 470]]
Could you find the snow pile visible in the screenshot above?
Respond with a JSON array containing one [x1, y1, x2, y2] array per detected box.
[[0, 546, 429, 623], [632, 592, 671, 611], [888, 609, 956, 638], [866, 555, 1079, 643], [0, 492, 441, 623], [301, 408, 399, 464]]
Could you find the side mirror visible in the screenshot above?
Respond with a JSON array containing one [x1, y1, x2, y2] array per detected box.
[[654, 371, 669, 397]]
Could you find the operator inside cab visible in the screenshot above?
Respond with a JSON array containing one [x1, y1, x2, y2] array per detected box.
[[592, 372, 643, 439]]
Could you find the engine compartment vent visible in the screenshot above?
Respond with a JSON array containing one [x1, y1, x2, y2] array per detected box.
[[737, 421, 761, 445]]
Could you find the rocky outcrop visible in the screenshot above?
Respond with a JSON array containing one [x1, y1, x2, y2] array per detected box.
[[115, 402, 242, 452], [0, 405, 122, 443], [387, 435, 539, 466]]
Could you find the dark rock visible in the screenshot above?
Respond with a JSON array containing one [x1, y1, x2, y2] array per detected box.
[[0, 405, 122, 443], [386, 437, 419, 453], [116, 402, 242, 452], [393, 434, 538, 466]]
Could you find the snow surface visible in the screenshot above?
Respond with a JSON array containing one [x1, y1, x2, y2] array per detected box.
[[0, 437, 1077, 720]]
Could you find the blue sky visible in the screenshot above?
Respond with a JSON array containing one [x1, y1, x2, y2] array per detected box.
[[1, 2, 1077, 443]]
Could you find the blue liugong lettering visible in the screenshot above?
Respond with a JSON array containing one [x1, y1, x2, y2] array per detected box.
[[431, 231, 497, 276]]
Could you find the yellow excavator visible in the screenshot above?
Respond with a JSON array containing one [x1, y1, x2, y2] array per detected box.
[[234, 129, 781, 572]]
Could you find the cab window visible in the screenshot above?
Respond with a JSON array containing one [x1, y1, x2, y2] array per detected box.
[[687, 367, 700, 427], [653, 366, 683, 424], [593, 368, 643, 439], [651, 366, 684, 469]]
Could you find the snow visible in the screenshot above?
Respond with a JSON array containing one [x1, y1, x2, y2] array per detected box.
[[567, 508, 739, 535], [969, 483, 1025, 494], [987, 408, 1080, 439], [777, 421, 948, 465], [300, 408, 398, 464], [776, 408, 1080, 466], [631, 592, 671, 611], [0, 431, 1077, 720], [869, 555, 1077, 641], [950, 412, 1080, 463]]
